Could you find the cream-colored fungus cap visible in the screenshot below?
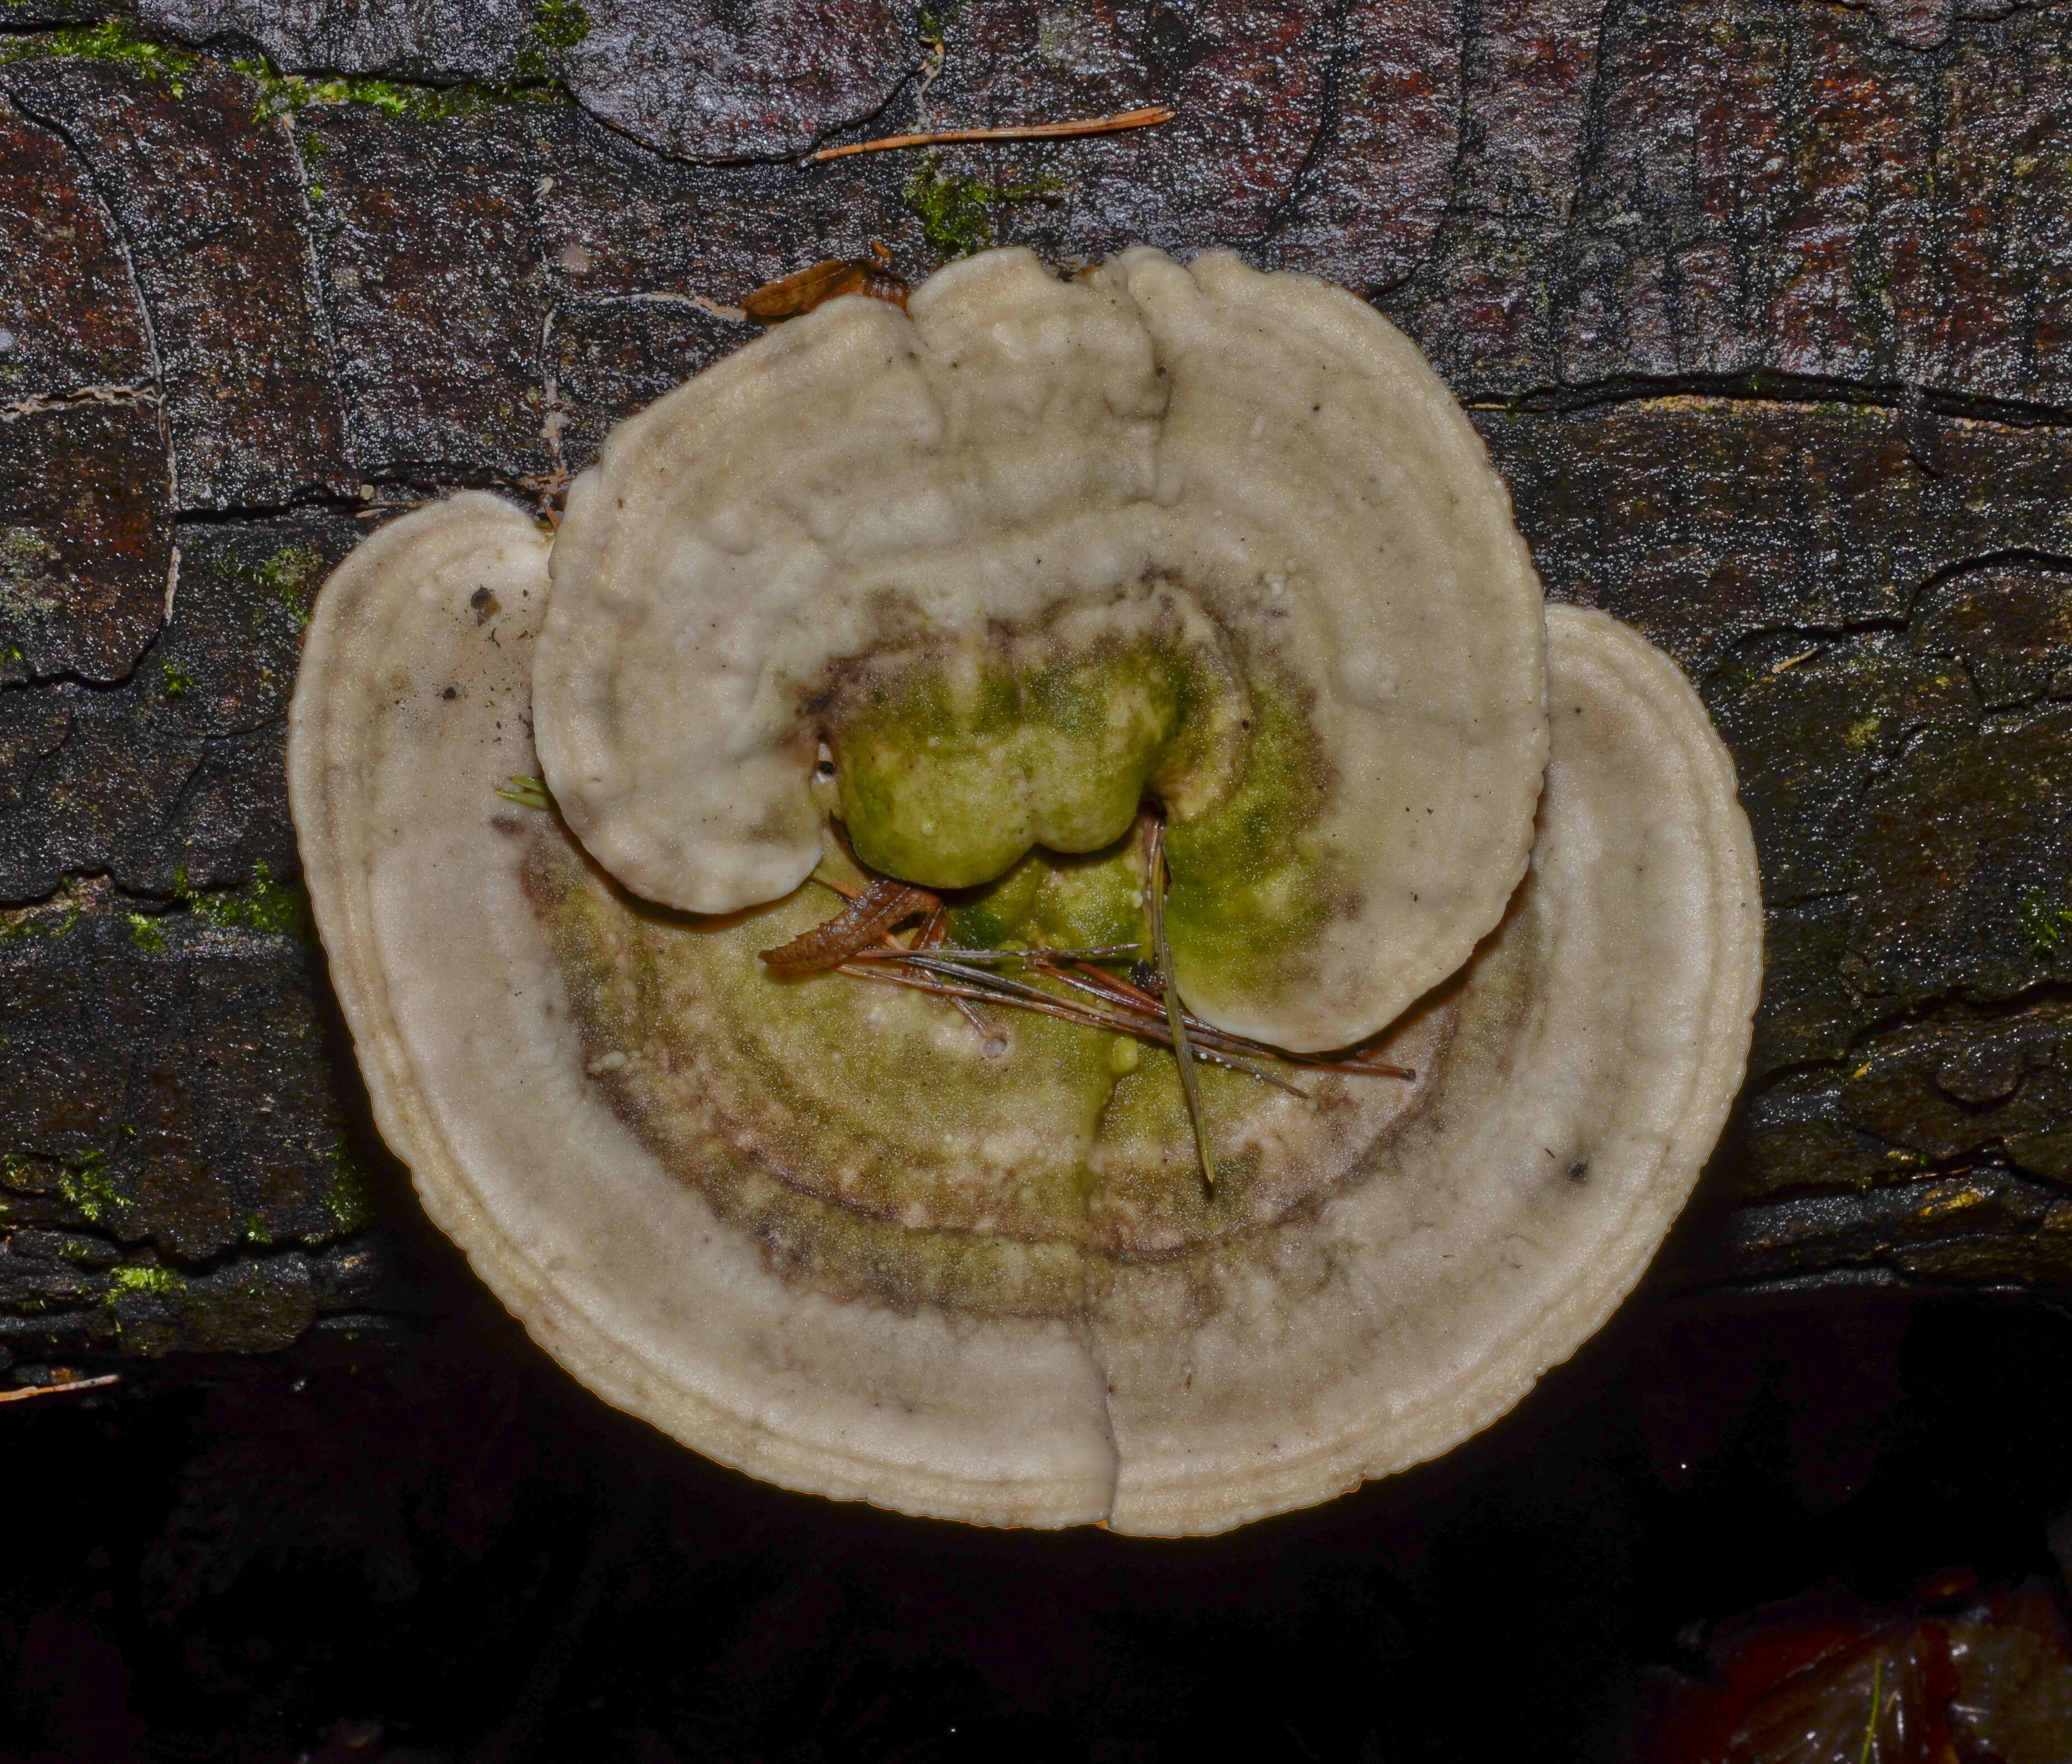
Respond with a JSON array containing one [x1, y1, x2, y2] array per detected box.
[[289, 490, 1761, 1536], [534, 247, 1548, 1053]]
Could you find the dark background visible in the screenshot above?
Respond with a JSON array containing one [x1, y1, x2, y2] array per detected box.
[[13, 1274, 2072, 1760], [6, 0, 2072, 1756]]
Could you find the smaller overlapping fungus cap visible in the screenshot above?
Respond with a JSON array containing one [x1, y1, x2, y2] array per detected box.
[[534, 247, 1548, 1053], [288, 250, 1763, 1535]]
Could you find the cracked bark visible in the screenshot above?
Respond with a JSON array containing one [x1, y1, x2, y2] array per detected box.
[[3, 0, 2072, 1380]]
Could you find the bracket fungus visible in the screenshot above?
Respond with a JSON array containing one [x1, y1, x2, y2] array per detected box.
[[289, 248, 1762, 1535]]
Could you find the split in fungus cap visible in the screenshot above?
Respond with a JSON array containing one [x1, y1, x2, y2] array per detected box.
[[287, 249, 1762, 1535]]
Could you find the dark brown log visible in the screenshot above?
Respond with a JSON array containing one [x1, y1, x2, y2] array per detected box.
[[3, 0, 2071, 1383]]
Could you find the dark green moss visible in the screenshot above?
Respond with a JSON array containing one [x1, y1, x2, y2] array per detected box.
[[533, 0, 592, 51], [0, 20, 198, 95], [0, 1148, 130, 1229], [174, 861, 315, 942], [514, 0, 591, 82], [105, 1263, 183, 1302], [255, 541, 323, 625], [2021, 888, 2072, 956], [237, 55, 565, 130], [902, 155, 1062, 261]]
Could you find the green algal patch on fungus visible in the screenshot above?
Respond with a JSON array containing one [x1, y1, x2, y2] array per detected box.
[[903, 155, 1063, 260], [0, 20, 198, 95], [833, 639, 1234, 888], [945, 840, 1147, 954], [1163, 679, 1333, 999]]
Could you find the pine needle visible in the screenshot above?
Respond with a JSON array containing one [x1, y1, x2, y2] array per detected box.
[[843, 943, 1140, 965], [838, 961, 1302, 1094], [1145, 814, 1215, 1190], [808, 105, 1174, 163], [495, 775, 554, 812], [781, 822, 1416, 1182]]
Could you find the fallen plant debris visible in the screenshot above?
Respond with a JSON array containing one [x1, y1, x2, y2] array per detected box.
[[496, 774, 555, 812], [0, 1373, 121, 1405], [759, 875, 938, 972], [1637, 1572, 2072, 1762], [742, 258, 909, 321], [1145, 811, 1215, 1188], [754, 815, 1418, 1189], [505, 750, 1424, 1177], [808, 103, 1175, 162]]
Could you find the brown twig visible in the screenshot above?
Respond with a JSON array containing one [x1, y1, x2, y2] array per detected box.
[[808, 105, 1175, 163], [1028, 962, 1326, 1093], [0, 1374, 120, 1404], [1069, 926, 1416, 1080]]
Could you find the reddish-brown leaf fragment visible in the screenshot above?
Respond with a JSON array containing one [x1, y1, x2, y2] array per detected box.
[[742, 260, 908, 322], [760, 878, 938, 972]]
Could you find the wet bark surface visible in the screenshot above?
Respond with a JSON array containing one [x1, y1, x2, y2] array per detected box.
[[4, 4, 2072, 1753]]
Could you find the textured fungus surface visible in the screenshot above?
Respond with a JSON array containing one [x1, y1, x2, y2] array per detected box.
[[289, 486, 1757, 1530], [535, 246, 1547, 1049], [4, 0, 2072, 1383]]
